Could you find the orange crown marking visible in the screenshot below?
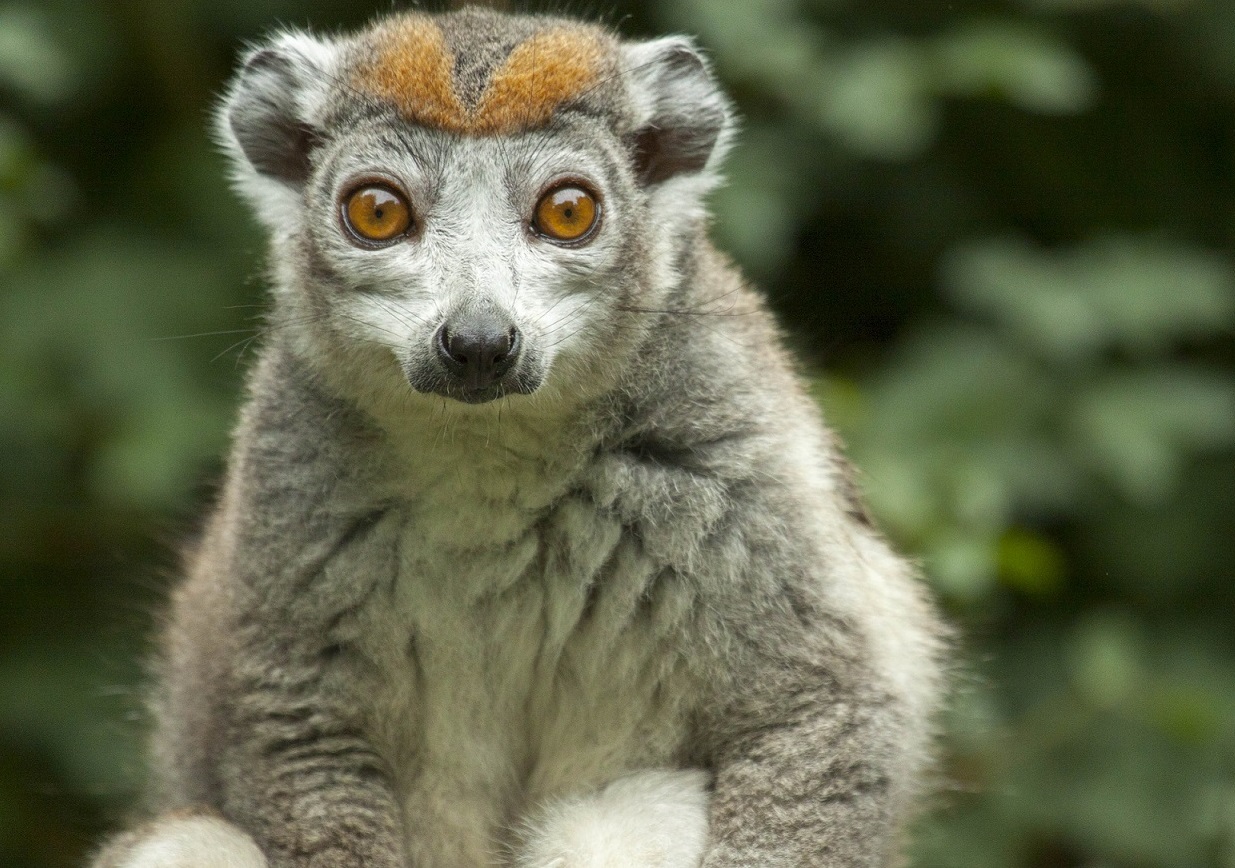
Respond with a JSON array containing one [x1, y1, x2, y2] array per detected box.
[[470, 28, 603, 134], [354, 18, 603, 135], [357, 17, 469, 132]]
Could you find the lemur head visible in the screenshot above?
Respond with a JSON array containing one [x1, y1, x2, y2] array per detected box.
[[220, 7, 732, 412]]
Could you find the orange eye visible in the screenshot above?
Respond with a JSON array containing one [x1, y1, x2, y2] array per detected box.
[[343, 184, 412, 243], [534, 185, 599, 242]]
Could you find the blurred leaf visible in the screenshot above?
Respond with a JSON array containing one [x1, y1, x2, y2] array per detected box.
[[944, 235, 1235, 362], [0, 5, 74, 103], [1069, 367, 1235, 501], [839, 327, 1073, 537], [1084, 453, 1235, 598], [817, 39, 938, 160], [1146, 684, 1225, 745], [0, 113, 76, 267], [1071, 612, 1142, 707], [1012, 708, 1224, 864], [997, 528, 1065, 595], [856, 327, 1055, 447], [935, 20, 1099, 114], [923, 531, 999, 601], [667, 0, 824, 81], [713, 127, 820, 274]]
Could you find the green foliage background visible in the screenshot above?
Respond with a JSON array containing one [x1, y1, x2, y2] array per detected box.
[[1, 0, 1233, 865]]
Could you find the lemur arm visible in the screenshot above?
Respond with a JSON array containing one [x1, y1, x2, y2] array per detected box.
[[211, 641, 407, 868], [592, 432, 934, 867], [165, 360, 410, 868], [701, 681, 903, 867]]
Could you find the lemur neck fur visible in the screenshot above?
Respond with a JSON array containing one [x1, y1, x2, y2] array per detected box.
[[271, 329, 600, 508]]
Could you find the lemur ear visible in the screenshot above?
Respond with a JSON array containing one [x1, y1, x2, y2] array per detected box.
[[218, 31, 337, 188], [623, 37, 732, 186]]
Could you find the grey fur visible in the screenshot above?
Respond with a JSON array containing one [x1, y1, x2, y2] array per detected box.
[[94, 8, 946, 868]]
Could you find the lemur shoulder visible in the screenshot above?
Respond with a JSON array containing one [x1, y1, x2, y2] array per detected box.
[[93, 7, 947, 868]]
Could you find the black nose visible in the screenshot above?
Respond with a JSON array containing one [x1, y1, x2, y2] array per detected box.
[[434, 319, 521, 390]]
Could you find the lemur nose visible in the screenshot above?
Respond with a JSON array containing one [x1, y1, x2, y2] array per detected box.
[[435, 319, 521, 390]]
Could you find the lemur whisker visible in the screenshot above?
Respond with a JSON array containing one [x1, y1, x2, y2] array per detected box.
[[149, 328, 264, 342], [364, 293, 434, 332], [213, 333, 263, 365], [208, 312, 334, 364], [528, 284, 587, 327], [333, 309, 408, 343], [536, 296, 605, 342]]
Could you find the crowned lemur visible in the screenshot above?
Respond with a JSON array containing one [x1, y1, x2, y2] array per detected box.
[[92, 7, 947, 868]]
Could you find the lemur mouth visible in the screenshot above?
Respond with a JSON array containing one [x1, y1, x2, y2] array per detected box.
[[440, 383, 514, 405], [403, 364, 544, 405]]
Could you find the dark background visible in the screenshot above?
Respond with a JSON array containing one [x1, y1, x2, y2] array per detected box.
[[1, 0, 1233, 866]]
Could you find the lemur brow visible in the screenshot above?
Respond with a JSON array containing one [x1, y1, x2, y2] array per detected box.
[[351, 13, 611, 136]]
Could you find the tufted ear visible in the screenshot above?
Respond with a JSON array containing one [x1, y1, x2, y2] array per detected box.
[[622, 37, 732, 186], [217, 31, 338, 226]]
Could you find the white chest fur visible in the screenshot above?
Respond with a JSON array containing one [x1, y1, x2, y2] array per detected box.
[[342, 421, 698, 865]]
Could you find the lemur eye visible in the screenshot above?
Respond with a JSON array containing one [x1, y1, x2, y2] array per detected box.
[[342, 184, 412, 244], [533, 185, 599, 243]]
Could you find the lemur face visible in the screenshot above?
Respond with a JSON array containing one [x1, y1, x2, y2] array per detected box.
[[220, 8, 730, 409], [305, 116, 639, 405]]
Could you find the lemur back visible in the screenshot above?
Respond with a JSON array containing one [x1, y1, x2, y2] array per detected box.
[[93, 8, 947, 868]]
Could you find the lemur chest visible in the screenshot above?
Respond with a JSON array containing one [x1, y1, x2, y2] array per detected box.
[[359, 456, 697, 805]]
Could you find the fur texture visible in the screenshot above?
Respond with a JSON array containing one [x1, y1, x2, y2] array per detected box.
[[355, 15, 615, 134], [93, 7, 947, 868]]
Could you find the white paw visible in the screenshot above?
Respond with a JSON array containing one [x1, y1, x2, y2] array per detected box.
[[121, 815, 268, 868], [517, 769, 711, 868]]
